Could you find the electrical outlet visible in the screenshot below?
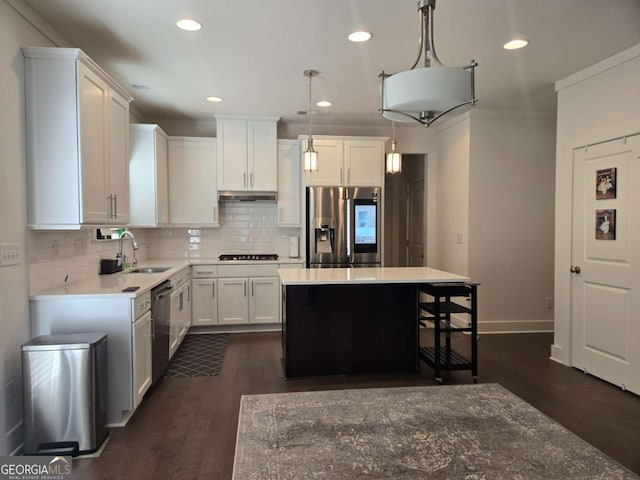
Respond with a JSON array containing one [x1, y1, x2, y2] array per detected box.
[[0, 243, 21, 266], [545, 297, 554, 309], [456, 233, 464, 245]]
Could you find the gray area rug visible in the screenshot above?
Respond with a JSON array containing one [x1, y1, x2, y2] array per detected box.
[[233, 383, 638, 479], [164, 333, 229, 377]]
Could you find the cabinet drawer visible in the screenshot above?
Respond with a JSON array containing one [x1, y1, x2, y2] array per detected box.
[[171, 268, 191, 289], [192, 265, 218, 278], [218, 264, 279, 278], [133, 291, 152, 319]]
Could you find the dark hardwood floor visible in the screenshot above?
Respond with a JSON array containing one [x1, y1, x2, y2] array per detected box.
[[72, 331, 640, 479]]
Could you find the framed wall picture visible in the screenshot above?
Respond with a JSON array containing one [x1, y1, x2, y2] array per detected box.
[[596, 167, 616, 199], [595, 209, 616, 240]]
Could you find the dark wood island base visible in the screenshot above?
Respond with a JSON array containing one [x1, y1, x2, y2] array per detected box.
[[282, 283, 420, 378]]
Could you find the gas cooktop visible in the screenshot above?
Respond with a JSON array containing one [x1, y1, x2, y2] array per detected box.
[[219, 254, 279, 261]]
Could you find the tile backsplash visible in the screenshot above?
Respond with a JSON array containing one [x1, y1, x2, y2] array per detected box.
[[29, 202, 300, 293]]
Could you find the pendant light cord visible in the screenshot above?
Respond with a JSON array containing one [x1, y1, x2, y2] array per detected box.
[[308, 73, 313, 141]]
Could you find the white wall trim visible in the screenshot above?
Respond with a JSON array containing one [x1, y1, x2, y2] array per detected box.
[[556, 43, 640, 92]]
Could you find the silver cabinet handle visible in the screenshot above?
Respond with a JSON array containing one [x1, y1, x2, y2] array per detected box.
[[213, 205, 217, 223], [114, 194, 118, 218], [348, 169, 351, 184], [243, 281, 247, 297], [243, 173, 247, 187], [570, 265, 581, 274], [340, 168, 343, 184], [250, 172, 253, 187], [251, 280, 254, 297], [212, 283, 215, 299]]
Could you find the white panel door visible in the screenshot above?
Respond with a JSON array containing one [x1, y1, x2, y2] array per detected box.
[[132, 310, 152, 408], [304, 139, 343, 186], [218, 278, 249, 325], [217, 119, 247, 190], [249, 277, 280, 323], [192, 279, 218, 326], [107, 90, 130, 224], [78, 62, 109, 223], [344, 140, 384, 186], [247, 120, 277, 191], [571, 135, 640, 395]]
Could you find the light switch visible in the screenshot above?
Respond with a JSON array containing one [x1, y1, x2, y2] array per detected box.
[[456, 233, 464, 245], [0, 243, 21, 266]]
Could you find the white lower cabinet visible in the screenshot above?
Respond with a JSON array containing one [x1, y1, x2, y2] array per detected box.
[[218, 278, 250, 325], [217, 276, 280, 324], [249, 277, 280, 323], [192, 279, 218, 326], [30, 292, 152, 426], [132, 309, 152, 408], [169, 269, 192, 358]]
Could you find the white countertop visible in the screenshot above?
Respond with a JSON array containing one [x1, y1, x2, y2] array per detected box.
[[278, 267, 470, 285], [31, 257, 304, 300]]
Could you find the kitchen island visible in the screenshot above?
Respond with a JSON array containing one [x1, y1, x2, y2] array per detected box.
[[278, 267, 470, 378]]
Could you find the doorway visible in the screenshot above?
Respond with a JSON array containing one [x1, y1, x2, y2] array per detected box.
[[570, 134, 639, 395], [384, 154, 425, 266]]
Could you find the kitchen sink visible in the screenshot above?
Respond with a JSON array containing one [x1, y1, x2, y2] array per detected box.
[[127, 267, 172, 274]]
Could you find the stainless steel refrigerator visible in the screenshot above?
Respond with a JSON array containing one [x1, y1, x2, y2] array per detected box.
[[306, 186, 381, 268]]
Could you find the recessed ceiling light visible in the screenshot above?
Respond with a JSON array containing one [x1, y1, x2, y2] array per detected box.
[[176, 18, 202, 31], [206, 96, 223, 103], [131, 84, 151, 90], [503, 39, 529, 50], [348, 31, 372, 43], [316, 100, 332, 108]]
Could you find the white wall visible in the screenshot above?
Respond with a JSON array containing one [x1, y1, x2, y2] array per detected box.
[[468, 112, 556, 332], [433, 116, 471, 276], [0, 0, 72, 455], [552, 44, 640, 364]]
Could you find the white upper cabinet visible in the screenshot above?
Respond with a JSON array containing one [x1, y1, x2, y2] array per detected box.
[[129, 124, 169, 227], [168, 137, 219, 227], [277, 140, 302, 227], [215, 115, 279, 192], [302, 136, 386, 187], [23, 47, 132, 229]]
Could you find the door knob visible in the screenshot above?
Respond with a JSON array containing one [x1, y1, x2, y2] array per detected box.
[[570, 265, 581, 274]]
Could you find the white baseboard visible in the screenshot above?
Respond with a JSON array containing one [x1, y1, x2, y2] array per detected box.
[[189, 324, 281, 334]]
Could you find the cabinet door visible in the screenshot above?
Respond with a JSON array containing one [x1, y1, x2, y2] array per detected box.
[[78, 62, 109, 223], [277, 140, 301, 226], [218, 278, 249, 324], [107, 90, 130, 224], [344, 140, 384, 186], [217, 119, 247, 190], [156, 131, 169, 224], [249, 277, 280, 323], [132, 310, 152, 408], [168, 137, 219, 226], [169, 289, 181, 358], [304, 138, 344, 186], [247, 120, 277, 191], [192, 279, 218, 326]]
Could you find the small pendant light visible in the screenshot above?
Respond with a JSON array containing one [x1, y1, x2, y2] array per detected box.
[[303, 69, 318, 172], [386, 121, 402, 174]]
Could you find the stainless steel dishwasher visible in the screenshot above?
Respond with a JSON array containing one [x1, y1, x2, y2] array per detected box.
[[151, 280, 172, 384]]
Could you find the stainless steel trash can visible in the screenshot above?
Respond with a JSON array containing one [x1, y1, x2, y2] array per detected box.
[[22, 333, 108, 456]]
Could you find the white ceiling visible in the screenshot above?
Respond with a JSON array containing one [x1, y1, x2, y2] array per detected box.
[[22, 0, 640, 126]]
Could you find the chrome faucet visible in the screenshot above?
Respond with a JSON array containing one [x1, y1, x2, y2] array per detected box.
[[117, 230, 138, 268]]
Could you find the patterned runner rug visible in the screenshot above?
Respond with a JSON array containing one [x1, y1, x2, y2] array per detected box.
[[164, 333, 229, 377], [233, 383, 638, 479]]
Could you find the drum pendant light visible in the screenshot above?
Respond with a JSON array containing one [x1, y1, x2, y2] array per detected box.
[[379, 0, 478, 127], [303, 69, 319, 172]]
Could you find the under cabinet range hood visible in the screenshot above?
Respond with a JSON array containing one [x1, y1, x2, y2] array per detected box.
[[218, 191, 277, 202]]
